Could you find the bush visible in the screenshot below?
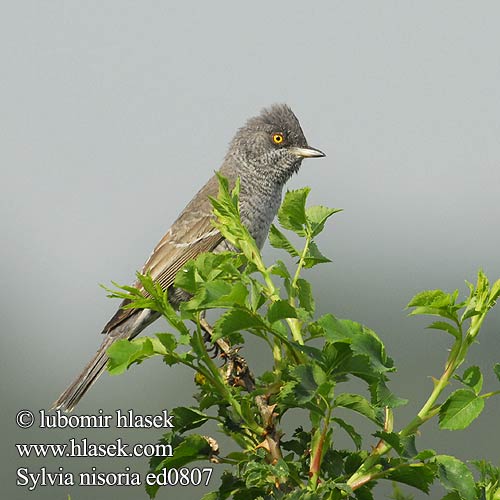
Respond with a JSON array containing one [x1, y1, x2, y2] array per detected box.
[[105, 176, 500, 500]]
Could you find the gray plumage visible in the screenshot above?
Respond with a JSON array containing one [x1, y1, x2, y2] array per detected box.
[[53, 103, 325, 411]]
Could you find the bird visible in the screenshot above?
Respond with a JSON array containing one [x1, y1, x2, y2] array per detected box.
[[53, 103, 325, 411]]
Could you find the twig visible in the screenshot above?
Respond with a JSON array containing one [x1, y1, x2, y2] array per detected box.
[[199, 317, 282, 463]]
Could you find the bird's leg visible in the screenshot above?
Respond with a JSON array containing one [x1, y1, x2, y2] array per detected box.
[[199, 317, 232, 357], [198, 317, 281, 464], [199, 317, 255, 386]]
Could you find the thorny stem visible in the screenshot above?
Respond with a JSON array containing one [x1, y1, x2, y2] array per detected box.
[[309, 404, 332, 489], [286, 235, 311, 346], [199, 317, 282, 462], [249, 238, 307, 359], [348, 309, 491, 491]]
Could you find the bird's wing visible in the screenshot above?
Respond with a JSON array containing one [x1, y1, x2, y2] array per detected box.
[[102, 174, 226, 334]]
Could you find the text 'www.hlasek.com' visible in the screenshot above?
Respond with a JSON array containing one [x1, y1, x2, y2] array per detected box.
[[15, 409, 213, 491]]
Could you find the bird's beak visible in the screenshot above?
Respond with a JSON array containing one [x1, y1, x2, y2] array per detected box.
[[290, 146, 326, 158]]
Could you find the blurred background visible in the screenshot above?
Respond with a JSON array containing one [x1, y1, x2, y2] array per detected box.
[[1, 2, 499, 499]]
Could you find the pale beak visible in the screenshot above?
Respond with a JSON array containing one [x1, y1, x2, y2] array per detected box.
[[290, 146, 326, 158]]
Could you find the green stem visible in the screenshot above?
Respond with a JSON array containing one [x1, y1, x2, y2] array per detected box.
[[309, 405, 332, 489], [195, 319, 265, 437], [481, 390, 500, 399], [285, 236, 312, 346], [349, 333, 466, 489], [291, 236, 311, 291]]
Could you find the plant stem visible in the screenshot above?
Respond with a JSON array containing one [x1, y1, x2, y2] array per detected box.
[[348, 333, 465, 489], [309, 405, 332, 489]]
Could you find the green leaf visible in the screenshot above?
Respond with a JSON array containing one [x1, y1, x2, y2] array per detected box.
[[291, 364, 322, 404], [153, 434, 213, 471], [389, 483, 415, 500], [155, 333, 178, 352], [184, 280, 248, 311], [200, 471, 246, 500], [317, 314, 393, 375], [440, 492, 462, 500], [270, 259, 291, 280], [414, 449, 436, 461], [434, 455, 476, 500], [456, 366, 483, 395], [147, 434, 214, 499], [385, 463, 436, 494], [277, 188, 310, 234], [303, 240, 331, 268], [490, 278, 500, 308], [213, 308, 268, 339], [407, 289, 458, 321], [107, 338, 151, 375], [372, 380, 408, 408], [407, 290, 454, 308], [173, 260, 198, 293], [305, 205, 341, 237], [439, 389, 485, 430], [334, 393, 384, 424], [172, 407, 210, 432], [248, 278, 266, 311], [296, 278, 315, 314], [374, 431, 417, 458], [494, 363, 500, 383], [267, 300, 297, 323], [268, 224, 299, 256], [426, 321, 460, 340], [332, 417, 362, 449]]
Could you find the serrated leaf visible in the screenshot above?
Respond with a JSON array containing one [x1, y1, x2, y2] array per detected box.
[[385, 463, 436, 493], [435, 455, 476, 500], [372, 381, 408, 408], [296, 278, 315, 313], [494, 363, 500, 383], [172, 407, 210, 432], [332, 417, 362, 449], [174, 260, 198, 293], [305, 205, 341, 237], [439, 389, 484, 430], [458, 366, 483, 394], [277, 188, 310, 234], [292, 365, 319, 404], [152, 434, 213, 472], [374, 431, 417, 458], [490, 278, 500, 305], [334, 393, 384, 424], [268, 224, 299, 256], [407, 290, 454, 308], [440, 492, 462, 500], [107, 338, 153, 375], [407, 290, 458, 321], [270, 259, 291, 279], [155, 333, 178, 352], [426, 321, 460, 340], [183, 280, 248, 311], [303, 240, 331, 268], [267, 300, 298, 323], [317, 314, 393, 375], [213, 308, 268, 340], [414, 449, 436, 461], [248, 278, 266, 311]]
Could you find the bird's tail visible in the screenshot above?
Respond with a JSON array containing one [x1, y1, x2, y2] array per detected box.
[[52, 335, 116, 412]]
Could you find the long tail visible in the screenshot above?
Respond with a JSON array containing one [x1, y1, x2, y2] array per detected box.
[[53, 308, 159, 412], [52, 335, 116, 412]]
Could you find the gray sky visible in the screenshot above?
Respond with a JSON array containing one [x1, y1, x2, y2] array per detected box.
[[2, 2, 500, 499]]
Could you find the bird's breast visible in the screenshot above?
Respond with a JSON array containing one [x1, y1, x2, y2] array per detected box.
[[239, 183, 282, 250]]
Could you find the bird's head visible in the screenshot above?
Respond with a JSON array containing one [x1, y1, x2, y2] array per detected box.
[[228, 104, 325, 185]]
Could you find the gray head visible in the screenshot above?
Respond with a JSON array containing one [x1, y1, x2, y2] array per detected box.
[[227, 104, 325, 185]]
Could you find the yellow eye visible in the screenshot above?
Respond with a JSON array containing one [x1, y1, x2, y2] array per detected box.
[[272, 133, 284, 144]]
